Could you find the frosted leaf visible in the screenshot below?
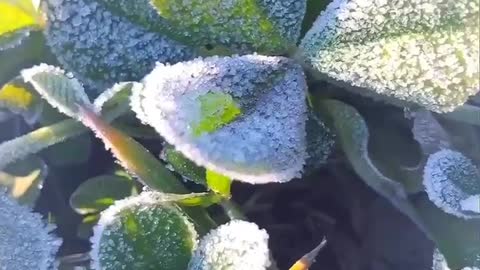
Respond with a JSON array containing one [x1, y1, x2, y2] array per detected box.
[[0, 28, 33, 52], [433, 249, 480, 270], [0, 189, 62, 270], [90, 191, 198, 270], [423, 149, 480, 219], [150, 0, 307, 53], [460, 195, 480, 214], [131, 55, 308, 184], [22, 64, 92, 120], [300, 0, 480, 113], [188, 220, 271, 270], [42, 0, 196, 94], [304, 111, 335, 172]]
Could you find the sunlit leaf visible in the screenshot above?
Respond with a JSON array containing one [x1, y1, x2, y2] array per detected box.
[[70, 175, 136, 215], [0, 156, 47, 206], [206, 169, 232, 198]]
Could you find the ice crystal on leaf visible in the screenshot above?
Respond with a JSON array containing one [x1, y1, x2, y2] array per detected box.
[[150, 0, 306, 53], [131, 55, 308, 184], [433, 249, 480, 270], [300, 0, 480, 113], [423, 149, 480, 219], [90, 191, 198, 270], [0, 189, 61, 270], [188, 220, 271, 270], [42, 0, 195, 94]]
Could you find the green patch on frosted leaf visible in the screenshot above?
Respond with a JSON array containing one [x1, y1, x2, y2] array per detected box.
[[150, 0, 306, 53], [90, 192, 198, 270], [192, 92, 241, 136]]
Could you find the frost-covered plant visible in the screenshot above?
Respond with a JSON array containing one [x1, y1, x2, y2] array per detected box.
[[0, 189, 61, 270], [188, 220, 271, 270], [0, 0, 479, 269]]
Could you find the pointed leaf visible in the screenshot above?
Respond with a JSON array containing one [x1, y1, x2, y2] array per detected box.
[[161, 144, 206, 185], [132, 55, 309, 184], [0, 156, 47, 206], [70, 175, 136, 215], [43, 0, 195, 93], [21, 64, 93, 119], [300, 0, 480, 112]]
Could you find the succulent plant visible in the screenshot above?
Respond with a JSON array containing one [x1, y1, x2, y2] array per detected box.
[[0, 0, 479, 269], [0, 189, 61, 270]]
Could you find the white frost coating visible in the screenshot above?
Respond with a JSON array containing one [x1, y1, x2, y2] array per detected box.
[[300, 0, 480, 113], [460, 195, 480, 214], [0, 28, 33, 52], [423, 149, 480, 219], [90, 191, 197, 270], [0, 189, 62, 270], [150, 0, 306, 52], [22, 64, 92, 119], [432, 249, 480, 270], [188, 220, 271, 270], [131, 55, 308, 184], [42, 0, 195, 94]]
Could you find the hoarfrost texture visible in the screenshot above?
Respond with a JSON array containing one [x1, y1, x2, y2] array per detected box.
[[132, 55, 309, 184], [300, 0, 480, 113], [188, 220, 271, 270], [423, 149, 480, 219], [42, 0, 195, 94], [90, 191, 197, 270], [150, 0, 306, 53], [433, 249, 480, 270], [0, 189, 61, 270]]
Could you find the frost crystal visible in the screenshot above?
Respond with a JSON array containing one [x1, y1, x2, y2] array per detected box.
[[188, 220, 271, 270], [433, 249, 480, 270], [0, 190, 61, 270], [300, 0, 480, 113], [150, 0, 306, 53], [132, 55, 308, 184], [423, 149, 480, 219], [42, 0, 195, 94], [90, 191, 198, 270]]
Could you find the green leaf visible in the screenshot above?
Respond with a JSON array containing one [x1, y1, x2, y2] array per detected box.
[[43, 0, 195, 93], [0, 30, 46, 88], [161, 144, 206, 185], [300, 0, 480, 113], [0, 83, 132, 170], [206, 169, 232, 198], [149, 0, 306, 53], [70, 175, 136, 215], [0, 1, 38, 36], [0, 156, 47, 206], [21, 64, 93, 119], [91, 192, 198, 270], [413, 195, 480, 269], [0, 79, 43, 124], [315, 99, 428, 232]]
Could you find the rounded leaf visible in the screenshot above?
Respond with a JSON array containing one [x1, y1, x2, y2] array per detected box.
[[300, 0, 480, 113], [132, 55, 308, 184], [90, 191, 198, 270], [150, 0, 307, 53], [423, 149, 480, 219], [42, 0, 196, 94], [0, 189, 62, 270], [188, 220, 271, 270]]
